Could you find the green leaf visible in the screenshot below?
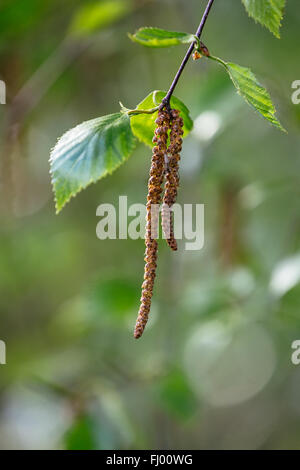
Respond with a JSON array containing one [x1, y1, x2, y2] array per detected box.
[[64, 415, 96, 450], [50, 113, 136, 213], [90, 278, 140, 322], [156, 370, 197, 421], [241, 0, 286, 38], [130, 91, 193, 147], [210, 57, 285, 131], [69, 0, 132, 36], [129, 27, 195, 48]]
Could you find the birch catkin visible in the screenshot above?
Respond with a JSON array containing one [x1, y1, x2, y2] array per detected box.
[[134, 109, 170, 339], [162, 109, 184, 251]]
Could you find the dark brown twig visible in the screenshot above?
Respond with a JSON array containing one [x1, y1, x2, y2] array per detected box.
[[161, 0, 215, 108]]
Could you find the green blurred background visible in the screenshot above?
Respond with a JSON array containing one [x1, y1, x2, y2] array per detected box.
[[1, 0, 300, 450]]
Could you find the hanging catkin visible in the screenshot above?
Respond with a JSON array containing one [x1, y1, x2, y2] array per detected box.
[[162, 109, 184, 251], [134, 108, 170, 339]]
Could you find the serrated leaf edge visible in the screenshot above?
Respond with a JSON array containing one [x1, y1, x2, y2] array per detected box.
[[208, 56, 286, 132], [49, 116, 137, 214], [241, 0, 285, 38]]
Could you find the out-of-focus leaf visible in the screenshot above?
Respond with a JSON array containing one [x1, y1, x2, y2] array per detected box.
[[69, 0, 132, 36], [241, 0, 286, 38], [185, 322, 276, 407], [131, 91, 193, 147], [156, 370, 197, 421], [0, 0, 49, 41], [50, 113, 136, 213], [90, 279, 139, 321], [129, 27, 195, 48], [270, 253, 300, 298], [210, 57, 285, 131], [64, 415, 96, 450]]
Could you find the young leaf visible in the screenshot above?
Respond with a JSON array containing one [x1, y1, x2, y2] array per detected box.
[[210, 57, 285, 131], [241, 0, 286, 38], [50, 113, 136, 213], [130, 91, 193, 147], [129, 27, 195, 48]]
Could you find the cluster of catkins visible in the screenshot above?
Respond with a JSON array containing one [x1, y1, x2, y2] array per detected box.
[[134, 107, 184, 339]]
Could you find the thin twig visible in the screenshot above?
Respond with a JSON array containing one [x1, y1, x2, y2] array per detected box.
[[162, 0, 216, 107]]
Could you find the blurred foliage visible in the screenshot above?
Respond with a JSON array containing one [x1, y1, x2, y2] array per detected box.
[[0, 0, 300, 451], [64, 414, 97, 450], [69, 0, 133, 37], [155, 370, 197, 421]]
